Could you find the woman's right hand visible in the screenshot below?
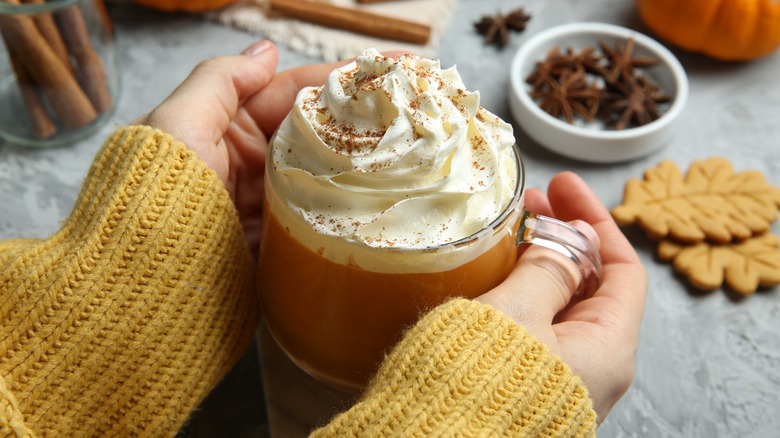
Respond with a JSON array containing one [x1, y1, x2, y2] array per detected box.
[[476, 171, 648, 421]]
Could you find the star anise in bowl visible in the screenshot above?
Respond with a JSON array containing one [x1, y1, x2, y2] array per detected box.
[[508, 22, 689, 163], [603, 74, 673, 130], [529, 68, 603, 124], [524, 38, 671, 130]]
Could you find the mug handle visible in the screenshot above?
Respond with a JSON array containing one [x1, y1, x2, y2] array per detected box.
[[516, 208, 602, 296]]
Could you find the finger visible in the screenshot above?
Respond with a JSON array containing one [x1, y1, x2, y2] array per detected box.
[[547, 171, 647, 330], [247, 61, 346, 136], [135, 41, 279, 185], [523, 187, 553, 217], [477, 179, 599, 330], [247, 50, 411, 136], [546, 172, 614, 232], [514, 242, 583, 318], [478, 235, 583, 340], [567, 219, 601, 253], [547, 172, 638, 266], [144, 41, 280, 145]]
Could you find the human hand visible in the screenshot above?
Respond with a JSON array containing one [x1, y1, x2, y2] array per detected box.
[[475, 171, 647, 421], [134, 40, 345, 255]]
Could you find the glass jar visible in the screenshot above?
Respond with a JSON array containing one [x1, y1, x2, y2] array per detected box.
[[0, 0, 119, 147]]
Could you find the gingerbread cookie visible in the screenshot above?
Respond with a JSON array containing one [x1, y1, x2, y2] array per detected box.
[[611, 157, 780, 244], [614, 157, 780, 295], [657, 233, 780, 296]]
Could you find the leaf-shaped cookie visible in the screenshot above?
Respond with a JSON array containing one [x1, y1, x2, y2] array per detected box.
[[612, 157, 780, 244], [658, 233, 780, 296]]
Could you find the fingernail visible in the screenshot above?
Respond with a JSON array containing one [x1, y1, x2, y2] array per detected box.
[[242, 40, 272, 57]]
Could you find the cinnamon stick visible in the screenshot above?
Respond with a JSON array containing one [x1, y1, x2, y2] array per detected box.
[[21, 0, 73, 76], [92, 0, 114, 36], [7, 47, 58, 139], [269, 0, 431, 45], [57, 3, 113, 113], [0, 4, 97, 129]]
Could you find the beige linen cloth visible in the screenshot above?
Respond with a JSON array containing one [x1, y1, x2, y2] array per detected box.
[[206, 0, 459, 61]]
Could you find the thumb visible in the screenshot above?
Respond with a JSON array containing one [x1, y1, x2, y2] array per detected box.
[[144, 40, 279, 138], [475, 220, 597, 343], [137, 40, 279, 180]]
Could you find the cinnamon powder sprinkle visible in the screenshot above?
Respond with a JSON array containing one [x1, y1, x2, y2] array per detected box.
[[315, 119, 385, 155]]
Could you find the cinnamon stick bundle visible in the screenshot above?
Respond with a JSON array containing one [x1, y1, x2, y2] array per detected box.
[[0, 11, 97, 129], [269, 0, 431, 45], [0, 0, 113, 139]]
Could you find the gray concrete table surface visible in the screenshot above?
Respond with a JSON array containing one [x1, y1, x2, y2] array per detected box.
[[2, 1, 779, 437]]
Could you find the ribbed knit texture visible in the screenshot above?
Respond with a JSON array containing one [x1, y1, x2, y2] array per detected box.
[[1, 125, 597, 437], [0, 126, 259, 437], [312, 298, 597, 437]]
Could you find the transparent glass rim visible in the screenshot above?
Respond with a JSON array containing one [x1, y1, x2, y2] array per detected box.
[[0, 0, 80, 15], [386, 143, 526, 254]]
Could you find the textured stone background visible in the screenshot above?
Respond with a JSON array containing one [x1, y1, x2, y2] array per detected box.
[[1, 1, 778, 437]]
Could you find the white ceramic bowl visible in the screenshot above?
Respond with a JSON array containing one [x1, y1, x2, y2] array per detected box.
[[508, 22, 688, 163]]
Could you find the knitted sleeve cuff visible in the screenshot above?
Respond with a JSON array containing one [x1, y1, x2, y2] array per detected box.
[[314, 298, 597, 437], [1, 126, 259, 436]]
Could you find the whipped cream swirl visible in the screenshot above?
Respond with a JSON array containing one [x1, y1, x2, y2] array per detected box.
[[269, 48, 517, 251]]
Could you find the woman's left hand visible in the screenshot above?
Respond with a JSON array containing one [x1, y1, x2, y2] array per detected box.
[[135, 40, 343, 255]]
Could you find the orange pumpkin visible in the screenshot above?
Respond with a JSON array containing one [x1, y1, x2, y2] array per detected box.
[[636, 0, 780, 61], [134, 0, 237, 13]]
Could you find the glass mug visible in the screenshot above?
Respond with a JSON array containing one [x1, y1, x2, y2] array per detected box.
[[258, 142, 601, 391]]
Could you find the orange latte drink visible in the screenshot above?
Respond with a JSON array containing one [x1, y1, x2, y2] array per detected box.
[[259, 49, 523, 390]]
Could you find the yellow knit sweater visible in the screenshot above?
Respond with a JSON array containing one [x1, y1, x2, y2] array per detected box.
[[1, 126, 596, 437]]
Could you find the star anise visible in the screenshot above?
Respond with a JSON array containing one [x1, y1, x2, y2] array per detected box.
[[571, 46, 607, 77], [603, 74, 672, 130], [525, 45, 606, 88], [529, 68, 603, 123], [474, 8, 532, 48], [525, 46, 575, 87], [526, 38, 670, 129], [599, 38, 659, 83]]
